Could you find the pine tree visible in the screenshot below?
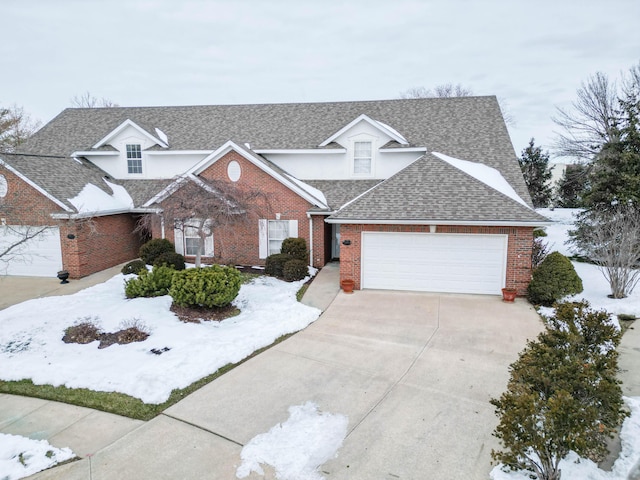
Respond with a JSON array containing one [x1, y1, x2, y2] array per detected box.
[[556, 164, 590, 208], [491, 302, 627, 480], [519, 138, 553, 207]]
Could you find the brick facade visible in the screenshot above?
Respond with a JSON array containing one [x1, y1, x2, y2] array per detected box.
[[338, 224, 534, 295], [1, 166, 142, 278], [153, 151, 326, 268]]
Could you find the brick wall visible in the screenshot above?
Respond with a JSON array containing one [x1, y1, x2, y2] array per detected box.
[[153, 151, 325, 267], [1, 165, 142, 278], [339, 224, 534, 295], [60, 214, 142, 278]]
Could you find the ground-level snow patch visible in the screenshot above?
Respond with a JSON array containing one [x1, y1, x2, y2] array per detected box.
[[491, 396, 640, 479], [236, 402, 348, 480], [0, 433, 74, 480]]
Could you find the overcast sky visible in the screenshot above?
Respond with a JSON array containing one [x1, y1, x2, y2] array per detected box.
[[2, 0, 638, 159]]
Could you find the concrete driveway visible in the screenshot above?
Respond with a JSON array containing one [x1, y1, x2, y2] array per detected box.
[[32, 290, 542, 480]]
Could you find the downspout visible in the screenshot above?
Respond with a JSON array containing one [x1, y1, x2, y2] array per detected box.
[[160, 216, 165, 239], [307, 213, 313, 268]]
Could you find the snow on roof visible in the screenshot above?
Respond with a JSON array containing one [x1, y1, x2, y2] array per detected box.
[[285, 174, 328, 207], [432, 152, 530, 208], [155, 127, 169, 145], [68, 178, 134, 214]]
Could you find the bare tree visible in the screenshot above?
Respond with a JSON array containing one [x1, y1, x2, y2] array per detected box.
[[570, 203, 640, 298], [137, 175, 271, 267], [0, 104, 42, 152], [400, 83, 473, 99], [553, 71, 622, 161], [71, 91, 119, 108]]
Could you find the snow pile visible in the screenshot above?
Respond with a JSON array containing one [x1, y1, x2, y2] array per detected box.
[[0, 274, 320, 404], [432, 152, 530, 208], [236, 402, 348, 480], [67, 179, 134, 214], [536, 208, 582, 257], [0, 433, 74, 480]]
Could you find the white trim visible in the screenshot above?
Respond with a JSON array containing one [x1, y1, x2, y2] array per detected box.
[[378, 147, 427, 153], [142, 176, 190, 207], [0, 158, 73, 212], [71, 151, 120, 157], [92, 119, 169, 149], [253, 148, 346, 154], [145, 150, 212, 156], [51, 207, 160, 220], [319, 114, 409, 147], [326, 218, 552, 226], [307, 213, 313, 267], [188, 141, 329, 209]]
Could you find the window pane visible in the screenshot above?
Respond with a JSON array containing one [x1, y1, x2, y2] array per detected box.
[[126, 144, 141, 159], [354, 158, 371, 174], [354, 141, 371, 157], [127, 158, 142, 174], [268, 220, 289, 255], [185, 237, 204, 256]]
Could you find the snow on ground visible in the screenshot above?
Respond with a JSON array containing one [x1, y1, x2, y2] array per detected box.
[[492, 209, 640, 479], [0, 274, 321, 404], [236, 402, 348, 480], [0, 433, 74, 480]]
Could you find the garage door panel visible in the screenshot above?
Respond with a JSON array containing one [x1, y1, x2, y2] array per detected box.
[[0, 226, 63, 276], [361, 232, 506, 295]]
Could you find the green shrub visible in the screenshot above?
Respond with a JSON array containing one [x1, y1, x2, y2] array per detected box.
[[527, 251, 583, 306], [281, 237, 307, 262], [265, 253, 293, 278], [533, 228, 548, 238], [121, 260, 147, 275], [124, 265, 176, 298], [283, 259, 308, 282], [153, 252, 186, 271], [169, 265, 242, 308], [139, 238, 175, 265]]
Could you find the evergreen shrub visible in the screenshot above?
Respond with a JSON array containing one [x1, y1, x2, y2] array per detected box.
[[527, 251, 583, 306], [153, 252, 186, 270], [124, 265, 176, 298], [283, 259, 308, 282], [281, 237, 307, 262], [121, 260, 147, 275], [169, 265, 241, 308], [140, 238, 175, 265], [265, 253, 293, 278]]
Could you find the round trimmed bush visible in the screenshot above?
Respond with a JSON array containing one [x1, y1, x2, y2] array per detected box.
[[169, 265, 242, 308], [283, 259, 308, 282], [281, 237, 307, 262], [527, 251, 583, 306], [121, 259, 147, 275], [153, 252, 186, 271], [265, 253, 293, 278], [124, 265, 176, 298], [140, 238, 175, 265]]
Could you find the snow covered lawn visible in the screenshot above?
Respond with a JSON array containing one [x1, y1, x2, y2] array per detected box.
[[0, 274, 321, 404], [0, 433, 74, 480], [491, 208, 640, 480]]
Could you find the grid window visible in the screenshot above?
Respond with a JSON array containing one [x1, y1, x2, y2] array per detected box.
[[126, 144, 142, 174], [354, 141, 372, 174], [268, 220, 289, 256]]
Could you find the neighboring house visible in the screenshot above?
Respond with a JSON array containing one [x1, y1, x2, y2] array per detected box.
[[0, 97, 548, 294]]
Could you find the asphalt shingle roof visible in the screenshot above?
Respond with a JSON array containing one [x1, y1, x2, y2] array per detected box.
[[329, 154, 547, 223], [6, 97, 541, 222]]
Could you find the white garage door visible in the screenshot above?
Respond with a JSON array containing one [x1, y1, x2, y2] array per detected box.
[[361, 232, 507, 295], [0, 226, 63, 276]]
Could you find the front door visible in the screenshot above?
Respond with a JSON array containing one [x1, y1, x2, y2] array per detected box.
[[331, 224, 341, 259]]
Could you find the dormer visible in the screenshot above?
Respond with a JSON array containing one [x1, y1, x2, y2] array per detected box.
[[73, 120, 171, 179], [320, 114, 410, 178]]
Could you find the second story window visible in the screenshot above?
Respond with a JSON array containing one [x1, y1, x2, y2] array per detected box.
[[353, 141, 372, 175], [126, 144, 142, 174]]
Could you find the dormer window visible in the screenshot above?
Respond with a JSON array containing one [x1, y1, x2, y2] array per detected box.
[[126, 144, 142, 174], [354, 141, 372, 175]]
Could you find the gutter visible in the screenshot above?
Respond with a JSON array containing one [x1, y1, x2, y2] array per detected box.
[[324, 218, 553, 227]]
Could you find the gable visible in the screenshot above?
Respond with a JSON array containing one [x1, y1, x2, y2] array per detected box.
[[320, 114, 409, 147]]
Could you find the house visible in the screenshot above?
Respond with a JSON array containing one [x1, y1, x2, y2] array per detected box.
[[0, 97, 548, 294]]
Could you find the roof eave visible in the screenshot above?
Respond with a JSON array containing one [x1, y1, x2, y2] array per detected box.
[[325, 218, 552, 226]]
